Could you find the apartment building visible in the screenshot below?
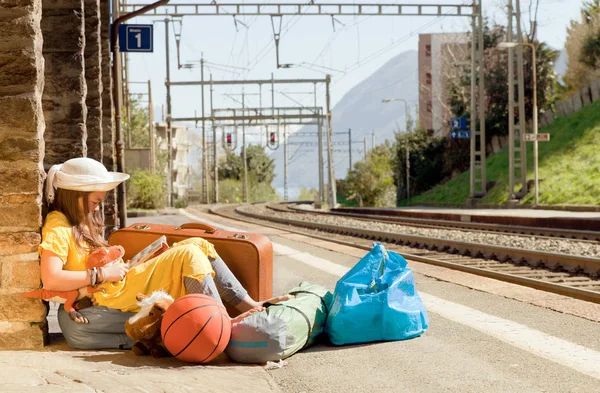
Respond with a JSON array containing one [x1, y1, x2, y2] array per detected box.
[[418, 33, 470, 138], [155, 123, 192, 199], [125, 123, 191, 200]]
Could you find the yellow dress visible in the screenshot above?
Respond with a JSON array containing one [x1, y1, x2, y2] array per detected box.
[[39, 211, 216, 312]]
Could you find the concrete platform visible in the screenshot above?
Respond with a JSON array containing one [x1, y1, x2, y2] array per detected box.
[[3, 208, 599, 392]]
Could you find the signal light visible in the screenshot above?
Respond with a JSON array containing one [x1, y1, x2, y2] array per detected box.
[[269, 132, 276, 145], [226, 133, 232, 146]]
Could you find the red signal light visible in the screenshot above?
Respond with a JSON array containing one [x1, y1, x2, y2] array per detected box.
[[269, 132, 276, 144], [226, 133, 232, 145]]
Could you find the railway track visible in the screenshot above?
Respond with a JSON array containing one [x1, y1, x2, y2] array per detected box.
[[279, 203, 600, 242], [208, 203, 600, 304]]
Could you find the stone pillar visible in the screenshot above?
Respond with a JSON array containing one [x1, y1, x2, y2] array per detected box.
[[0, 0, 48, 349], [84, 0, 103, 161], [100, 0, 117, 235], [42, 0, 87, 165]]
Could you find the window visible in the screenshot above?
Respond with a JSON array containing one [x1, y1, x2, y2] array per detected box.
[[426, 72, 432, 85], [425, 44, 431, 57]]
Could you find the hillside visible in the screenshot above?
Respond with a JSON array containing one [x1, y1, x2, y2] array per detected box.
[[270, 49, 419, 198], [410, 99, 600, 205]]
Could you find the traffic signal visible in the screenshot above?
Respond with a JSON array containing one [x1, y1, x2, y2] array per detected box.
[[226, 133, 232, 147], [269, 132, 276, 145]]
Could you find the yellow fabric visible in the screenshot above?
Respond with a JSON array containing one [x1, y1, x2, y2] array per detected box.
[[93, 239, 215, 312], [39, 211, 88, 270], [39, 211, 216, 313]]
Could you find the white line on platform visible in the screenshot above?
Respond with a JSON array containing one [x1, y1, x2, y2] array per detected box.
[[180, 209, 600, 380]]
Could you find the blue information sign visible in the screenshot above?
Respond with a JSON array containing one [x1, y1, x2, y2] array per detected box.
[[451, 130, 471, 139], [450, 117, 467, 130], [118, 24, 153, 52]]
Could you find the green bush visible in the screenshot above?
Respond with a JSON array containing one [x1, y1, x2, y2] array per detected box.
[[298, 187, 318, 201], [174, 198, 188, 208], [218, 178, 280, 203], [127, 169, 165, 209], [218, 179, 243, 203]]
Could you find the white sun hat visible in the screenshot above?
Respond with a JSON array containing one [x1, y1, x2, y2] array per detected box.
[[46, 157, 130, 203]]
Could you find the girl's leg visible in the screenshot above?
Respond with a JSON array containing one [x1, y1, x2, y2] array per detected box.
[[183, 275, 222, 303], [58, 305, 135, 350], [208, 254, 292, 313], [184, 274, 263, 324]]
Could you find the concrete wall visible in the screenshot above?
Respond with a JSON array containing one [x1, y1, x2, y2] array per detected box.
[[84, 0, 102, 161], [0, 0, 48, 349], [42, 0, 87, 165], [418, 34, 433, 133], [0, 0, 114, 348], [534, 80, 600, 131]]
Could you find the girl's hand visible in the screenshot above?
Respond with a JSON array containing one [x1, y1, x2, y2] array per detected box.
[[101, 263, 130, 283]]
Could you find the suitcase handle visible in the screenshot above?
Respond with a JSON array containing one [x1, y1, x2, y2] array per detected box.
[[178, 222, 217, 234]]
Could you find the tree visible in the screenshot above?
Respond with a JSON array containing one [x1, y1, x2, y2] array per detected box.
[[345, 142, 396, 207], [123, 95, 150, 147], [298, 187, 318, 200], [218, 145, 276, 184], [564, 1, 600, 92], [446, 22, 558, 141]]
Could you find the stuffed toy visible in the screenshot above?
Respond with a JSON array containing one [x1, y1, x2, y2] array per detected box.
[[125, 290, 174, 358], [21, 245, 125, 323]]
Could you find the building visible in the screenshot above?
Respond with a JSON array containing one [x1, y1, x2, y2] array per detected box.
[[125, 122, 192, 201], [418, 33, 470, 138], [155, 123, 192, 200]]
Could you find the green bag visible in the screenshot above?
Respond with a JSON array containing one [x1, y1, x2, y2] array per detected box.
[[225, 282, 333, 364]]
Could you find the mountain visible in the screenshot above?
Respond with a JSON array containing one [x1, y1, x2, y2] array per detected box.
[[270, 49, 419, 198]]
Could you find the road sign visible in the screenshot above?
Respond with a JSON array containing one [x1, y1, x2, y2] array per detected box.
[[450, 117, 467, 130], [451, 130, 471, 139], [118, 24, 153, 52], [522, 133, 550, 142]]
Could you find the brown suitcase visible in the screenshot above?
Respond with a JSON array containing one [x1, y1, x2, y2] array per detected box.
[[108, 222, 273, 316]]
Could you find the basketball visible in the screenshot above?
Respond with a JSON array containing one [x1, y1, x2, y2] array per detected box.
[[161, 294, 231, 363]]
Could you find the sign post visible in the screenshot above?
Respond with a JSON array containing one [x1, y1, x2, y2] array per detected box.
[[450, 117, 468, 130], [523, 133, 550, 206], [451, 130, 471, 139], [522, 133, 550, 142], [118, 24, 154, 52]]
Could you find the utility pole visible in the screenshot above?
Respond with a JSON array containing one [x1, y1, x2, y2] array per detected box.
[[211, 74, 218, 203], [507, 0, 528, 201], [164, 18, 173, 207], [284, 123, 288, 201], [348, 128, 352, 171], [371, 130, 375, 150], [364, 136, 367, 160], [468, 0, 487, 201], [201, 56, 208, 204], [406, 139, 410, 205], [325, 75, 336, 208], [148, 80, 155, 174], [317, 116, 324, 206], [124, 52, 132, 148], [242, 91, 248, 203]]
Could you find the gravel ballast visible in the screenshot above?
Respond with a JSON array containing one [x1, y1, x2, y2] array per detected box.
[[238, 205, 600, 258]]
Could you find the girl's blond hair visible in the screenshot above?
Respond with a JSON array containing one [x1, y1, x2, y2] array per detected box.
[[51, 188, 108, 253]]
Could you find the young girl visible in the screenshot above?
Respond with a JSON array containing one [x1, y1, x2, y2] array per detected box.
[[40, 157, 288, 350]]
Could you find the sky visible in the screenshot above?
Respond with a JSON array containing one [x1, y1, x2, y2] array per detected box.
[[122, 0, 583, 171]]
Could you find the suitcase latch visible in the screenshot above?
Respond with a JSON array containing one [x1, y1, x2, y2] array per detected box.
[[134, 225, 150, 230], [231, 233, 248, 239]]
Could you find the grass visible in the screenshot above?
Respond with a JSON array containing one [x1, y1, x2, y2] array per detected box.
[[408, 99, 600, 206]]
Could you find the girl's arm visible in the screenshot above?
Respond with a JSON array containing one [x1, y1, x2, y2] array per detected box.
[[40, 249, 91, 291]]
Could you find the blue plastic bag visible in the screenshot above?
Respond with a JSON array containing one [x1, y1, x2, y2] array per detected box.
[[325, 243, 429, 345]]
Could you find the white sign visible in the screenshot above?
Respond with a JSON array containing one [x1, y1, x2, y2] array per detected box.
[[523, 133, 550, 142]]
